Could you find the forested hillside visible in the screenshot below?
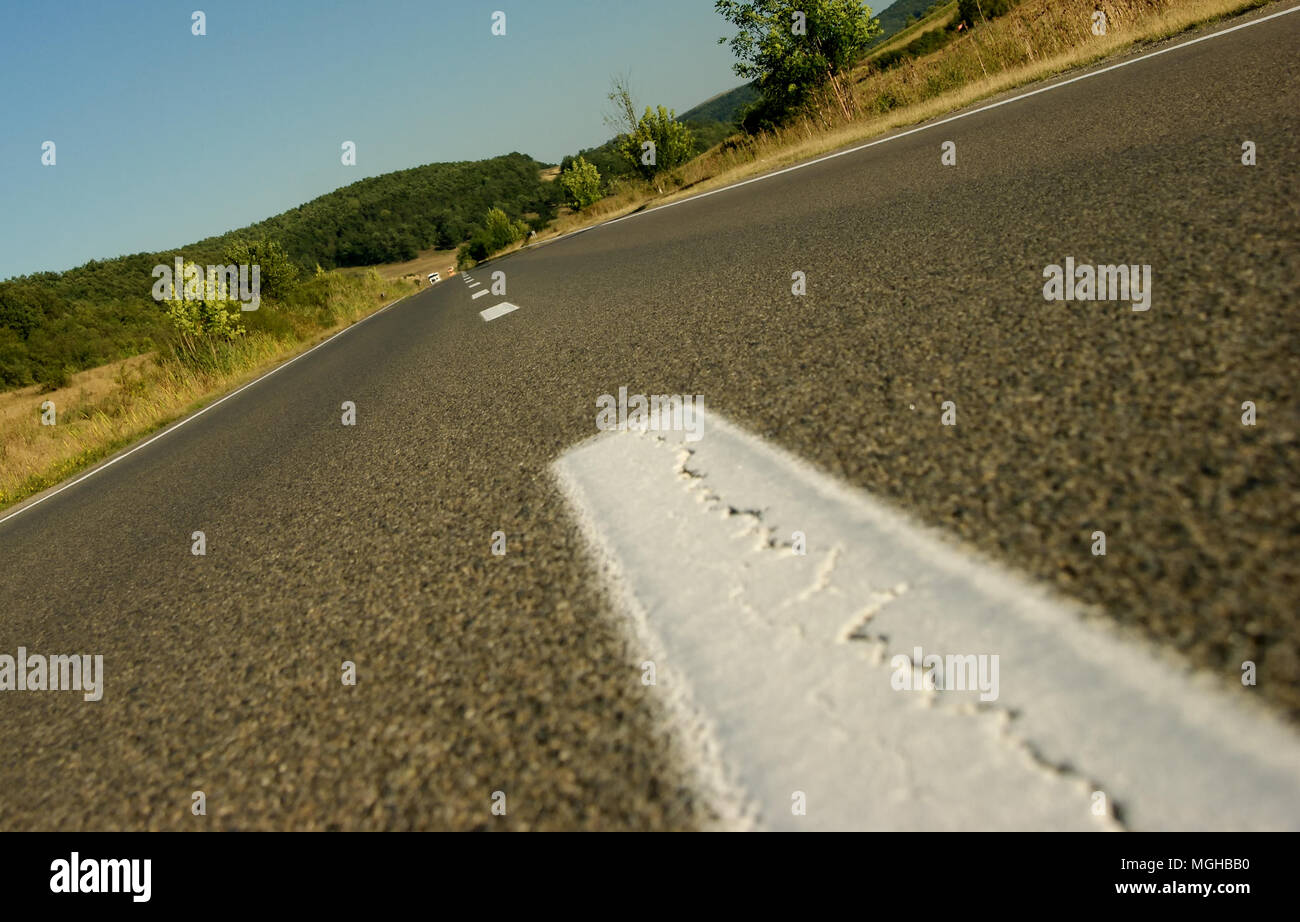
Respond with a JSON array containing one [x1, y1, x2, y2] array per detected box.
[[193, 152, 558, 269], [0, 154, 556, 389], [677, 84, 759, 124], [869, 0, 950, 45]]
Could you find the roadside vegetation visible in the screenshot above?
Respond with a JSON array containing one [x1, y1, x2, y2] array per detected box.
[[536, 0, 1268, 242], [0, 153, 556, 389], [0, 266, 413, 509]]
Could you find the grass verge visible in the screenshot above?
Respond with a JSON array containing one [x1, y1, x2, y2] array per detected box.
[[0, 269, 415, 512], [535, 0, 1271, 245]]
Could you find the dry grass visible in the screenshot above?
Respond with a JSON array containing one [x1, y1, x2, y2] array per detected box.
[[373, 247, 461, 284], [532, 0, 1267, 248], [0, 270, 415, 511]]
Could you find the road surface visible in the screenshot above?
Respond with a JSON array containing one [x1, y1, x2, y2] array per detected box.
[[1, 5, 1297, 830]]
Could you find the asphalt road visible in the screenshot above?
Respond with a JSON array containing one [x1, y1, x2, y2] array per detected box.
[[1, 6, 1297, 830]]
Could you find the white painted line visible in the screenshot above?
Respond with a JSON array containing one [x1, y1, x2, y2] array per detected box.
[[0, 290, 417, 530], [471, 289, 490, 299], [479, 302, 520, 322], [467, 283, 480, 289], [527, 5, 1300, 250], [552, 409, 1300, 831]]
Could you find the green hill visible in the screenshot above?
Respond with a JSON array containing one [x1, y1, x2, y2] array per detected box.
[[678, 84, 760, 125], [191, 152, 556, 270], [0, 153, 557, 389], [869, 0, 951, 45]]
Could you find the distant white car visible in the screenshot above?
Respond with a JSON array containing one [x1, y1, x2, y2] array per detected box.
[[427, 272, 441, 284]]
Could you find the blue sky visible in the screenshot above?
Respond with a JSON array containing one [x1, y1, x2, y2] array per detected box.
[[0, 0, 893, 280]]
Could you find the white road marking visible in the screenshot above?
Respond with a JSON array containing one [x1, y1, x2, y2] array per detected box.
[[552, 409, 1300, 831], [471, 289, 490, 299], [525, 5, 1300, 251], [479, 302, 520, 322], [467, 282, 480, 288]]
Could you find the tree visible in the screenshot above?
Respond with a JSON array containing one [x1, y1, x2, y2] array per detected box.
[[604, 75, 697, 180], [604, 73, 640, 138], [222, 237, 299, 299], [458, 206, 530, 268], [559, 156, 603, 209], [0, 288, 42, 339], [615, 106, 697, 179], [715, 0, 881, 122], [482, 207, 528, 251]]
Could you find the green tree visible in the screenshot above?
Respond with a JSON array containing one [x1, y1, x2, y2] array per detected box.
[[0, 288, 42, 339], [605, 75, 697, 180], [559, 156, 604, 209], [482, 207, 528, 251], [715, 0, 881, 122], [458, 207, 530, 268], [222, 237, 300, 300], [616, 106, 697, 179]]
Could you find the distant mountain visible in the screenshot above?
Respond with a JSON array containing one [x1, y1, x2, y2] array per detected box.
[[869, 0, 950, 46], [678, 83, 759, 126]]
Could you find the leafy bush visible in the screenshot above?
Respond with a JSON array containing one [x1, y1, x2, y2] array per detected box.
[[34, 363, 72, 392], [483, 207, 528, 251], [559, 156, 603, 209], [221, 237, 300, 300], [457, 207, 531, 267], [615, 106, 697, 179], [159, 261, 247, 366]]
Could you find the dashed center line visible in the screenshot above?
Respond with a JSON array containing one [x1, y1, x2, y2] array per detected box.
[[479, 301, 520, 322]]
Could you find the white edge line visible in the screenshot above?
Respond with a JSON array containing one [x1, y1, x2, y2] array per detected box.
[[0, 291, 417, 530], [525, 4, 1300, 247]]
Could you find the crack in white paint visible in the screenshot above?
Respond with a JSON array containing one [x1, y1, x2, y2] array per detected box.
[[552, 408, 1300, 831]]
